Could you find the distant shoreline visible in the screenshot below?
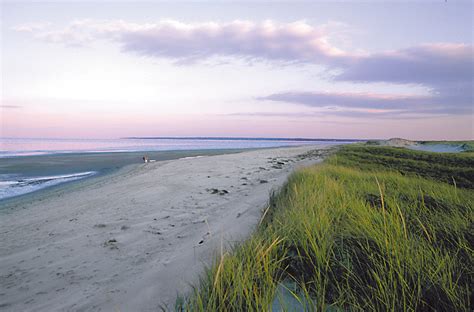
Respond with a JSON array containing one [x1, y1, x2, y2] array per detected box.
[[122, 136, 364, 142]]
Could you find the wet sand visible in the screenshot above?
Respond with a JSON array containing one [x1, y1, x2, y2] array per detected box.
[[0, 149, 247, 180]]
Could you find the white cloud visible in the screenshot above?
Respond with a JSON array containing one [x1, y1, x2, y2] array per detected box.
[[14, 19, 352, 62]]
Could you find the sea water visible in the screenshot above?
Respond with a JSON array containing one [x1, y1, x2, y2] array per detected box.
[[0, 137, 356, 157], [0, 137, 357, 201]]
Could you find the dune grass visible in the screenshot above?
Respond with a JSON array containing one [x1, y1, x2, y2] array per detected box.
[[330, 145, 474, 189], [418, 141, 474, 153], [177, 145, 473, 311]]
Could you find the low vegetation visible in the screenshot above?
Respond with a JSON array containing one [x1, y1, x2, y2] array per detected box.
[[418, 141, 474, 153], [178, 145, 473, 311], [331, 145, 474, 188]]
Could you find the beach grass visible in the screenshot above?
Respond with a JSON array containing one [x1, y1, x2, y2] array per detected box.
[[329, 145, 474, 188], [177, 145, 473, 311], [418, 140, 474, 153]]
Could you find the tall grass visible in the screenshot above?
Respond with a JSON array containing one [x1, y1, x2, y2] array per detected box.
[[178, 146, 473, 311]]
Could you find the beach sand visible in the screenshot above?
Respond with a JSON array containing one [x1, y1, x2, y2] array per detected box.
[[0, 145, 331, 311]]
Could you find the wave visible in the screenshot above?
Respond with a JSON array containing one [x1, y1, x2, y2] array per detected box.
[[0, 171, 96, 201]]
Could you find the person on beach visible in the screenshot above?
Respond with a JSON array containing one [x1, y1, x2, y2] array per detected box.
[[142, 155, 149, 163]]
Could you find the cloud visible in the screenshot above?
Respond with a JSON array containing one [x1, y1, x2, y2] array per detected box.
[[336, 43, 473, 86], [11, 22, 51, 33], [261, 89, 472, 111], [224, 108, 441, 120], [259, 90, 473, 117], [0, 105, 22, 109], [14, 19, 351, 63], [16, 20, 472, 83], [260, 92, 432, 110], [225, 111, 322, 118], [15, 19, 472, 117], [121, 20, 335, 62], [256, 42, 472, 117], [15, 20, 471, 80]]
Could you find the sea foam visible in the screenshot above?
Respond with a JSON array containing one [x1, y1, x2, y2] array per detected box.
[[0, 171, 96, 201]]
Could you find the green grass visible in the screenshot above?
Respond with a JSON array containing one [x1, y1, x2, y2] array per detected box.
[[177, 145, 474, 311], [330, 145, 474, 189], [418, 140, 474, 152]]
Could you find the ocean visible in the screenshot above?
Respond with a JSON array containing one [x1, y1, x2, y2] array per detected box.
[[0, 137, 357, 201]]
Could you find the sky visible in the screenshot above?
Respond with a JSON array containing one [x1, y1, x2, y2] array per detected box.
[[1, 0, 473, 140]]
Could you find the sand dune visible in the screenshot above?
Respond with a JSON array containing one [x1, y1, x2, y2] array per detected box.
[[0, 145, 330, 311]]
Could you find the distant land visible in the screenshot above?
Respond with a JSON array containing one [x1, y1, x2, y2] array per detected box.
[[123, 137, 365, 142]]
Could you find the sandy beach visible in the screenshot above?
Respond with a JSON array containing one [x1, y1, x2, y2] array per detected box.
[[0, 145, 331, 311]]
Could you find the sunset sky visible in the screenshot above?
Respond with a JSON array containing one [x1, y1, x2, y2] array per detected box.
[[1, 1, 473, 140]]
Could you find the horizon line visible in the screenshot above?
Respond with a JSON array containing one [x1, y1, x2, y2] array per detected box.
[[121, 136, 366, 142]]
